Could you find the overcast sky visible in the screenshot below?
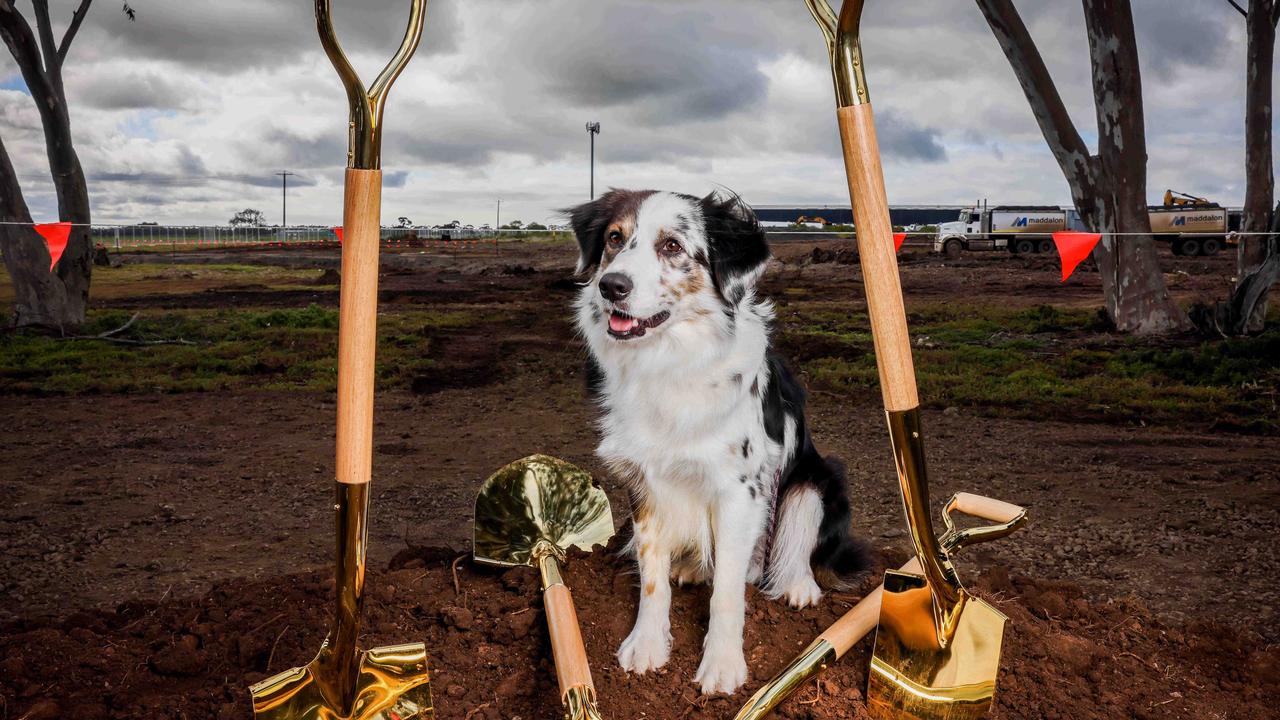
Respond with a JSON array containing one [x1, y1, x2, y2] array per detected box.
[[0, 0, 1271, 226]]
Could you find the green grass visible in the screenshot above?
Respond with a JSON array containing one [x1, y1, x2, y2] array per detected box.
[[782, 304, 1280, 433], [3, 299, 1277, 433], [0, 305, 484, 394]]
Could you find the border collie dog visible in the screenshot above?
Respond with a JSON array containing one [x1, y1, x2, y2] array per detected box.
[[568, 190, 868, 695]]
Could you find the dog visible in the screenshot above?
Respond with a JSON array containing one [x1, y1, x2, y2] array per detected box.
[[567, 189, 869, 695]]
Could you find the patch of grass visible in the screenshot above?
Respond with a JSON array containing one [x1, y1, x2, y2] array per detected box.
[[783, 303, 1280, 432], [0, 264, 338, 304], [0, 305, 486, 394]]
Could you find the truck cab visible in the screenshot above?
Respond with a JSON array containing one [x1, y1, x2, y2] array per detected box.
[[935, 208, 983, 257]]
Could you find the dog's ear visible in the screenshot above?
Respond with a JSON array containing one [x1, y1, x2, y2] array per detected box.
[[701, 192, 770, 305], [564, 196, 612, 274]]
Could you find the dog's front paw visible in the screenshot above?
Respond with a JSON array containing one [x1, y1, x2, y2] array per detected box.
[[617, 622, 672, 674], [694, 640, 748, 695], [781, 576, 823, 608]]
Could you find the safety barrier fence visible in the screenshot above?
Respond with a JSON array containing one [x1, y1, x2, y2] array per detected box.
[[77, 225, 555, 253]]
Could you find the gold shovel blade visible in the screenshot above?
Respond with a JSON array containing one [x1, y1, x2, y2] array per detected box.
[[867, 570, 1006, 720], [250, 643, 432, 720], [473, 454, 615, 567]]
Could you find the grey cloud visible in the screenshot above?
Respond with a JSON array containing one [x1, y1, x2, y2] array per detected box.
[[246, 127, 347, 171], [1132, 0, 1234, 80], [87, 170, 318, 189], [72, 69, 201, 111], [51, 0, 460, 72], [500, 2, 774, 126], [876, 111, 947, 162]]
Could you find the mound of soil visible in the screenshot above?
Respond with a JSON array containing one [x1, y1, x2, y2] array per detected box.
[[2, 539, 1274, 720]]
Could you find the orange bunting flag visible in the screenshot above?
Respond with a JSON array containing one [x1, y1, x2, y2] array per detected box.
[[333, 226, 344, 243], [893, 232, 906, 252], [1052, 231, 1102, 282], [34, 222, 72, 271]]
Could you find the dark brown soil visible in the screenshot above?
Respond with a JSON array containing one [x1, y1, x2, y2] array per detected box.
[[2, 239, 1276, 719], [2, 544, 1275, 720]]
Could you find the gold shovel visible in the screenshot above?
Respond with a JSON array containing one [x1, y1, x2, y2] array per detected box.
[[248, 2, 430, 719], [473, 455, 615, 720], [732, 493, 1026, 720], [802, 2, 1024, 718]]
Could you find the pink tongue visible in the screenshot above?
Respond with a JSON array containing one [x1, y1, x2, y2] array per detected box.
[[609, 314, 638, 333]]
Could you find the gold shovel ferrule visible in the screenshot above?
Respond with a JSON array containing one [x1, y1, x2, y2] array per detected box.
[[534, 540, 568, 589], [563, 685, 604, 720], [804, 0, 870, 106]]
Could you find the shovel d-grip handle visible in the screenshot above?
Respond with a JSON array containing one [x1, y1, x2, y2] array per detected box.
[[823, 493, 1026, 655], [316, 0, 426, 170], [732, 494, 1027, 720], [537, 553, 603, 720]]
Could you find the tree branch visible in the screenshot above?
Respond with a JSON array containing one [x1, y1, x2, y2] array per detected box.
[[57, 0, 93, 64], [1227, 0, 1248, 18], [974, 0, 1099, 207], [0, 1, 56, 105], [29, 0, 58, 76]]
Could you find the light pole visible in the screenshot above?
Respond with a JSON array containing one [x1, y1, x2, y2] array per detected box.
[[496, 198, 501, 230], [585, 122, 600, 199], [275, 170, 294, 227]]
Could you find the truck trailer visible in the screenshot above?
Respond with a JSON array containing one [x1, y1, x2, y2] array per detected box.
[[935, 202, 1232, 257]]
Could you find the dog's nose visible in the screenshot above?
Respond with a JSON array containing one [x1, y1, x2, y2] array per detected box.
[[599, 272, 633, 302]]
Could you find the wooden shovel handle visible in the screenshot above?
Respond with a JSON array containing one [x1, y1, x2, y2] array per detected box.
[[544, 583, 595, 699], [335, 167, 382, 486], [837, 103, 919, 412]]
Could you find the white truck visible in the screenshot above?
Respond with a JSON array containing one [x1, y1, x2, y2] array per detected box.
[[933, 205, 1070, 257], [935, 203, 1231, 257]]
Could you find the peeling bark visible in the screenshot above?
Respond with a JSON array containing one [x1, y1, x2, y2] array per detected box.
[[1236, 0, 1277, 332], [975, 0, 1188, 333]]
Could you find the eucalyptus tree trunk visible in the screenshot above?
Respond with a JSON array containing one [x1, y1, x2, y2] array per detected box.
[[1236, 0, 1279, 332], [0, 0, 94, 330], [975, 0, 1187, 334]]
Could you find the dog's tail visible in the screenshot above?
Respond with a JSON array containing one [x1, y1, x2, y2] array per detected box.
[[807, 456, 872, 588]]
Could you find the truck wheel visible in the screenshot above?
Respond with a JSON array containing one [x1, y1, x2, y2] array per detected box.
[[1180, 238, 1202, 257], [1012, 238, 1035, 255], [1199, 237, 1221, 256], [943, 239, 963, 258], [1036, 239, 1053, 254]]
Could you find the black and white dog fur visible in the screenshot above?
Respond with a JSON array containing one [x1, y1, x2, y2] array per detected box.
[[568, 189, 868, 695]]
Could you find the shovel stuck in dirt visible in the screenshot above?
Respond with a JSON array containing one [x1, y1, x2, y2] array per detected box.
[[473, 455, 616, 720], [248, 3, 430, 719], [786, 2, 1029, 718], [733, 493, 1026, 720]]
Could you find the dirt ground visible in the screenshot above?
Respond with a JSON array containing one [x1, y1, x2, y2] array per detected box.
[[1, 239, 1277, 719]]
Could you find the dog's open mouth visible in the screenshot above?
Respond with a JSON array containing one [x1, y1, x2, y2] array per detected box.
[[607, 309, 670, 339]]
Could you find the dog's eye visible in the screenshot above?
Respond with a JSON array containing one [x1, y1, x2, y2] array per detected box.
[[662, 238, 683, 256], [607, 230, 624, 246]]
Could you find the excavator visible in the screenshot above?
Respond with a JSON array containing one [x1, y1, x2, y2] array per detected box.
[[1152, 190, 1230, 255], [1163, 189, 1213, 207]]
